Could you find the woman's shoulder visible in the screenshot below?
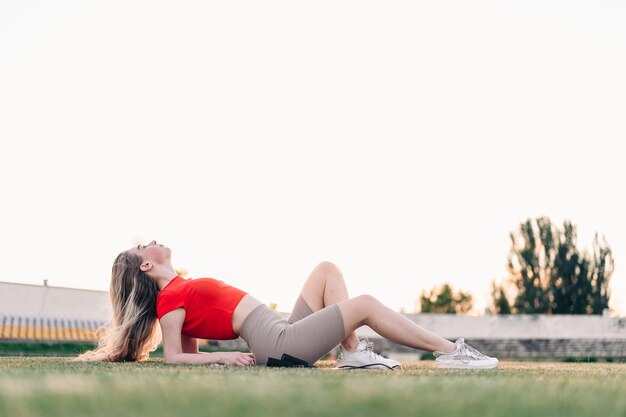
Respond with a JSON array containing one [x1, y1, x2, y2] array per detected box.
[[186, 276, 225, 284], [158, 276, 189, 295], [161, 276, 232, 293]]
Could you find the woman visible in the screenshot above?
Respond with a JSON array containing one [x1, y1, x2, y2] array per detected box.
[[75, 240, 499, 369]]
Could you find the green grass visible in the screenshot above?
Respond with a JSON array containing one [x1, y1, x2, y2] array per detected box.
[[0, 357, 625, 417], [0, 341, 231, 357]]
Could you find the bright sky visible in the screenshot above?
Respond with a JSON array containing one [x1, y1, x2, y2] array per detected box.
[[1, 1, 624, 316]]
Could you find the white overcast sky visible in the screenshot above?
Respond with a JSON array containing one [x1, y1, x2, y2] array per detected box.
[[1, 0, 624, 316]]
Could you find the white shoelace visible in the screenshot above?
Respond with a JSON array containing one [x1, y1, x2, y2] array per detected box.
[[362, 340, 381, 359], [341, 338, 382, 360], [458, 341, 487, 363]]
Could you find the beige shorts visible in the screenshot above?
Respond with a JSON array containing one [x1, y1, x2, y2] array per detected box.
[[239, 295, 346, 366]]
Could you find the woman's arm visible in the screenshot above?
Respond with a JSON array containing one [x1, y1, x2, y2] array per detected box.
[[159, 309, 254, 366], [169, 351, 255, 366], [181, 334, 199, 354]]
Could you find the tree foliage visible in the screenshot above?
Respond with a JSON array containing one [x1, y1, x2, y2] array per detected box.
[[491, 217, 613, 315], [420, 283, 473, 314], [490, 281, 511, 314]]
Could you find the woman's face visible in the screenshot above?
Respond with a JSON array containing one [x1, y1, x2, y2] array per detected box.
[[128, 240, 171, 264]]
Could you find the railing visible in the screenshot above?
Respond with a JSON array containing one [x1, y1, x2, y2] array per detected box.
[[0, 314, 105, 342]]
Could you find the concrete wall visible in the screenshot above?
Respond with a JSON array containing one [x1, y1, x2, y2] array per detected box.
[[1, 280, 625, 358], [4, 280, 623, 341], [216, 312, 626, 359], [0, 281, 110, 322], [358, 312, 626, 339]]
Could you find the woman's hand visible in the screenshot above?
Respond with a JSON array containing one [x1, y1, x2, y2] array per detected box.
[[217, 351, 256, 366]]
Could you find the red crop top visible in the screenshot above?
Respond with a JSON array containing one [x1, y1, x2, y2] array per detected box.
[[156, 276, 248, 340]]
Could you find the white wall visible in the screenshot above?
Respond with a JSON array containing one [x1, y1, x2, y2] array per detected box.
[[2, 280, 625, 341], [357, 313, 626, 340], [0, 281, 110, 322]]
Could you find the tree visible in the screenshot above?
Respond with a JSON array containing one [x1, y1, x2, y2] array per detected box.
[[420, 283, 473, 314], [589, 233, 613, 314], [494, 217, 614, 314], [490, 280, 511, 314]]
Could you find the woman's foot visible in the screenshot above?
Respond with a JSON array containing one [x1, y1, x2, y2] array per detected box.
[[433, 338, 499, 369], [335, 338, 402, 370]]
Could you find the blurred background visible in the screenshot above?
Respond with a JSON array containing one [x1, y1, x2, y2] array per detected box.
[[0, 0, 624, 359]]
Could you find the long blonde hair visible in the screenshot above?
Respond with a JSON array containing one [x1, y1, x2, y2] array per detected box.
[[73, 251, 162, 362]]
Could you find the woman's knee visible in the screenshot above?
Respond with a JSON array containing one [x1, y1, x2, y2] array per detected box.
[[354, 294, 379, 307], [336, 294, 380, 333], [315, 260, 340, 273], [342, 294, 379, 319]]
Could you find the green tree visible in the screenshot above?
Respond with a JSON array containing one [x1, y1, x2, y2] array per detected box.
[[490, 280, 511, 314], [496, 217, 614, 314], [420, 283, 473, 314], [589, 233, 613, 314]]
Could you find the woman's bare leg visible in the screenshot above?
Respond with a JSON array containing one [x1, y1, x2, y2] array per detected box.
[[336, 295, 457, 353], [295, 261, 360, 351]]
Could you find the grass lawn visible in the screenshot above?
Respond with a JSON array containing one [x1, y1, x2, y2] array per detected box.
[[0, 357, 625, 417]]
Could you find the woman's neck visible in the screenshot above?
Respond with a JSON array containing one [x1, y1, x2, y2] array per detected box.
[[152, 265, 179, 291], [156, 274, 179, 291]]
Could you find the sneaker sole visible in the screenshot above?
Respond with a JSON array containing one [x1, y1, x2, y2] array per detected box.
[[336, 363, 402, 370], [436, 361, 499, 369]]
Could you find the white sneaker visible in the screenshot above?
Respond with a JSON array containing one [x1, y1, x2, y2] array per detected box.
[[335, 339, 402, 370], [433, 338, 499, 369]]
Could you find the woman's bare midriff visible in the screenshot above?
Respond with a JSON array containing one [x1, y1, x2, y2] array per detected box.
[[231, 294, 264, 336]]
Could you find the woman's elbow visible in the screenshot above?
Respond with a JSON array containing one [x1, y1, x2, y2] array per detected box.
[[164, 354, 179, 365]]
